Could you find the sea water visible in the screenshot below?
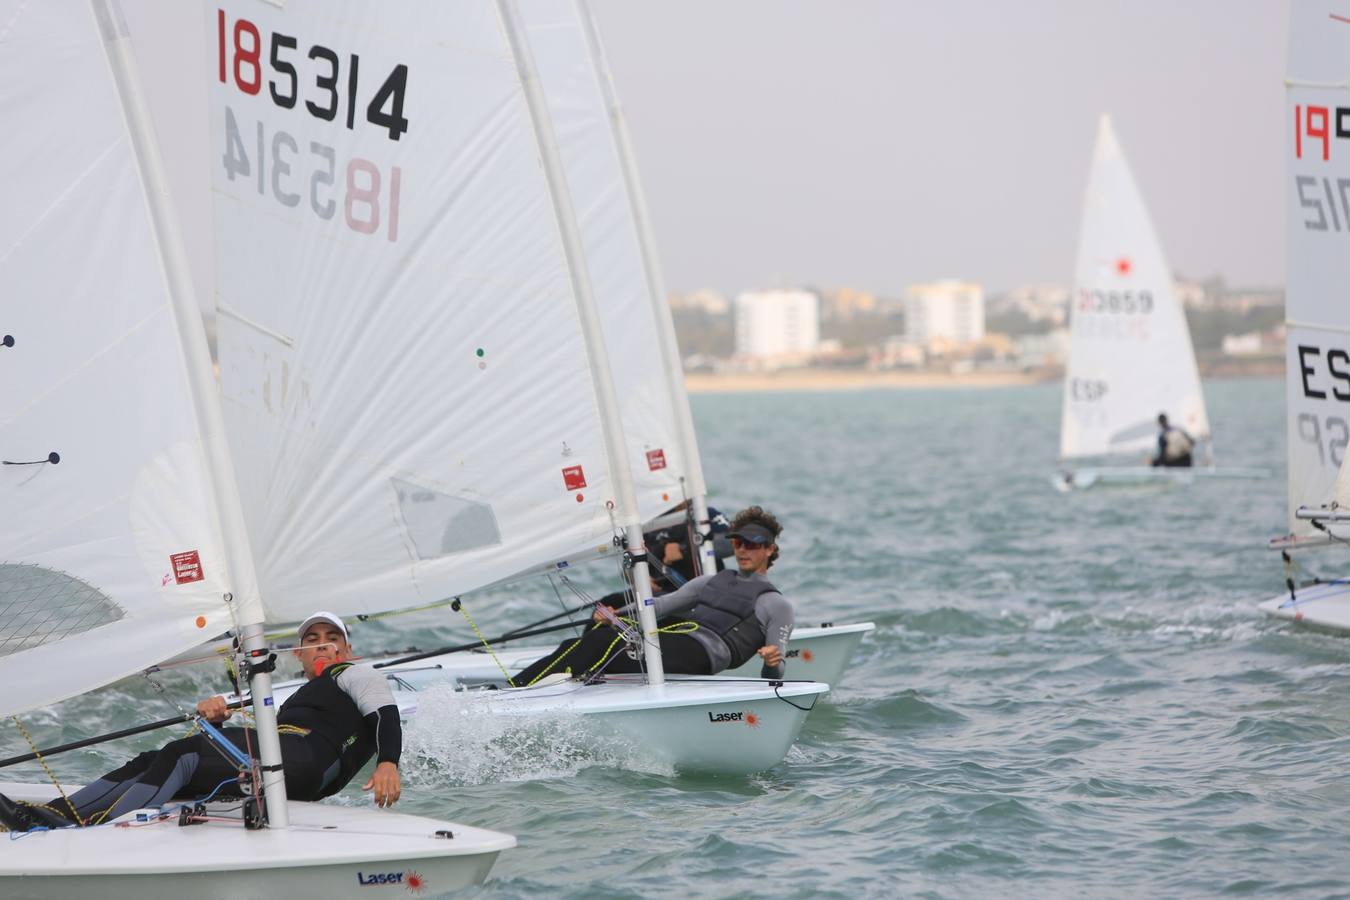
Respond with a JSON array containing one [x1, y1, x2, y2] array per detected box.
[[9, 377, 1348, 898]]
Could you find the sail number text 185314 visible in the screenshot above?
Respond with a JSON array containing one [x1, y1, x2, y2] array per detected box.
[[215, 9, 406, 243]]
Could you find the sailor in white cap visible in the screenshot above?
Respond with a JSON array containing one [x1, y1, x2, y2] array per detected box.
[[0, 610, 402, 832]]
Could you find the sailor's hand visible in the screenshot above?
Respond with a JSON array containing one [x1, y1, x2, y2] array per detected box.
[[364, 761, 401, 808], [662, 542, 684, 565], [756, 645, 783, 668], [196, 695, 232, 723]]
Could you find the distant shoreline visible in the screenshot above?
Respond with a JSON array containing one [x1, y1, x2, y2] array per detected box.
[[684, 369, 1050, 393], [684, 362, 1282, 394]]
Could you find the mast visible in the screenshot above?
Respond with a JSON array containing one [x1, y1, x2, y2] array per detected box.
[[575, 0, 717, 574], [91, 0, 289, 826], [498, 0, 666, 685]]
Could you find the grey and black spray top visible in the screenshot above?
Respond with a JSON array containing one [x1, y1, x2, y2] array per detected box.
[[623, 569, 794, 678]]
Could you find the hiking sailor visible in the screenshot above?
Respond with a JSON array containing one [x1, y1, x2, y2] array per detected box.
[[511, 506, 795, 686], [1151, 413, 1195, 468], [0, 611, 401, 831]]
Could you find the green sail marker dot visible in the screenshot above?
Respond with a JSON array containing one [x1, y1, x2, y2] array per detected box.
[[475, 348, 485, 358]]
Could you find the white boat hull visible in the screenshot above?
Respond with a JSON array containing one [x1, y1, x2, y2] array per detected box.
[[0, 784, 514, 899], [723, 621, 874, 682], [1054, 465, 1269, 491], [1258, 580, 1350, 633], [377, 621, 873, 689], [479, 676, 828, 774], [267, 674, 829, 775]]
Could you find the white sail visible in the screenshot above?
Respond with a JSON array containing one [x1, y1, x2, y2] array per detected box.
[[210, 0, 636, 622], [1285, 6, 1350, 534], [518, 0, 690, 519], [0, 1, 238, 718], [1059, 115, 1210, 461]]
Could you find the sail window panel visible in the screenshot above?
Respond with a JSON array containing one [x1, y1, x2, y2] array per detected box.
[[392, 478, 502, 559], [0, 564, 123, 657]]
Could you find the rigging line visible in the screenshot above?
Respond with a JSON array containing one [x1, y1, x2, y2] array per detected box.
[[221, 593, 262, 815], [581, 618, 698, 684], [557, 575, 599, 607], [772, 683, 818, 712], [453, 599, 513, 682], [545, 573, 583, 639], [0, 702, 250, 770], [515, 628, 595, 687], [499, 592, 595, 637], [370, 618, 591, 669], [1283, 550, 1299, 602], [352, 594, 462, 626], [1310, 518, 1350, 550], [8, 716, 80, 825]]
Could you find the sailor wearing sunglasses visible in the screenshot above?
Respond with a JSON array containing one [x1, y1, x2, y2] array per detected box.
[[510, 506, 794, 686]]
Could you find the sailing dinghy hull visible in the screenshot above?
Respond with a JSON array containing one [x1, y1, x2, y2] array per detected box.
[[1053, 466, 1269, 492], [0, 784, 514, 898], [1258, 581, 1350, 634], [724, 621, 874, 681], [373, 621, 872, 690], [186, 620, 872, 696], [267, 676, 829, 775], [480, 677, 828, 774]]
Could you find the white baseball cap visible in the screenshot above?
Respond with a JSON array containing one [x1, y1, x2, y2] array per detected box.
[[297, 610, 349, 643]]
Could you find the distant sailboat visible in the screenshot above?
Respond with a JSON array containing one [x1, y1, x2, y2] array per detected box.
[[1055, 115, 1266, 491], [1259, 3, 1350, 631]]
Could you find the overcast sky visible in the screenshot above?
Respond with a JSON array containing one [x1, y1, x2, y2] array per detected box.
[[589, 0, 1289, 297], [126, 1, 1289, 303]]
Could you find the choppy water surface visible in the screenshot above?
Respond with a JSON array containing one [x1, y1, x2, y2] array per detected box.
[[13, 378, 1350, 897]]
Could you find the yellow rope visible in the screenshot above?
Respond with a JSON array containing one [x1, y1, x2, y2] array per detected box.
[[9, 716, 80, 825], [516, 628, 594, 687], [456, 601, 514, 682], [516, 616, 701, 686]]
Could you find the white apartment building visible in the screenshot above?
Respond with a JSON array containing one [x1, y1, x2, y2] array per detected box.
[[904, 280, 985, 345], [733, 290, 820, 359]]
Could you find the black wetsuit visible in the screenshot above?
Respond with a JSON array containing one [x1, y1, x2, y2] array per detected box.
[[1152, 427, 1195, 468], [511, 570, 790, 686], [42, 662, 399, 825]]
